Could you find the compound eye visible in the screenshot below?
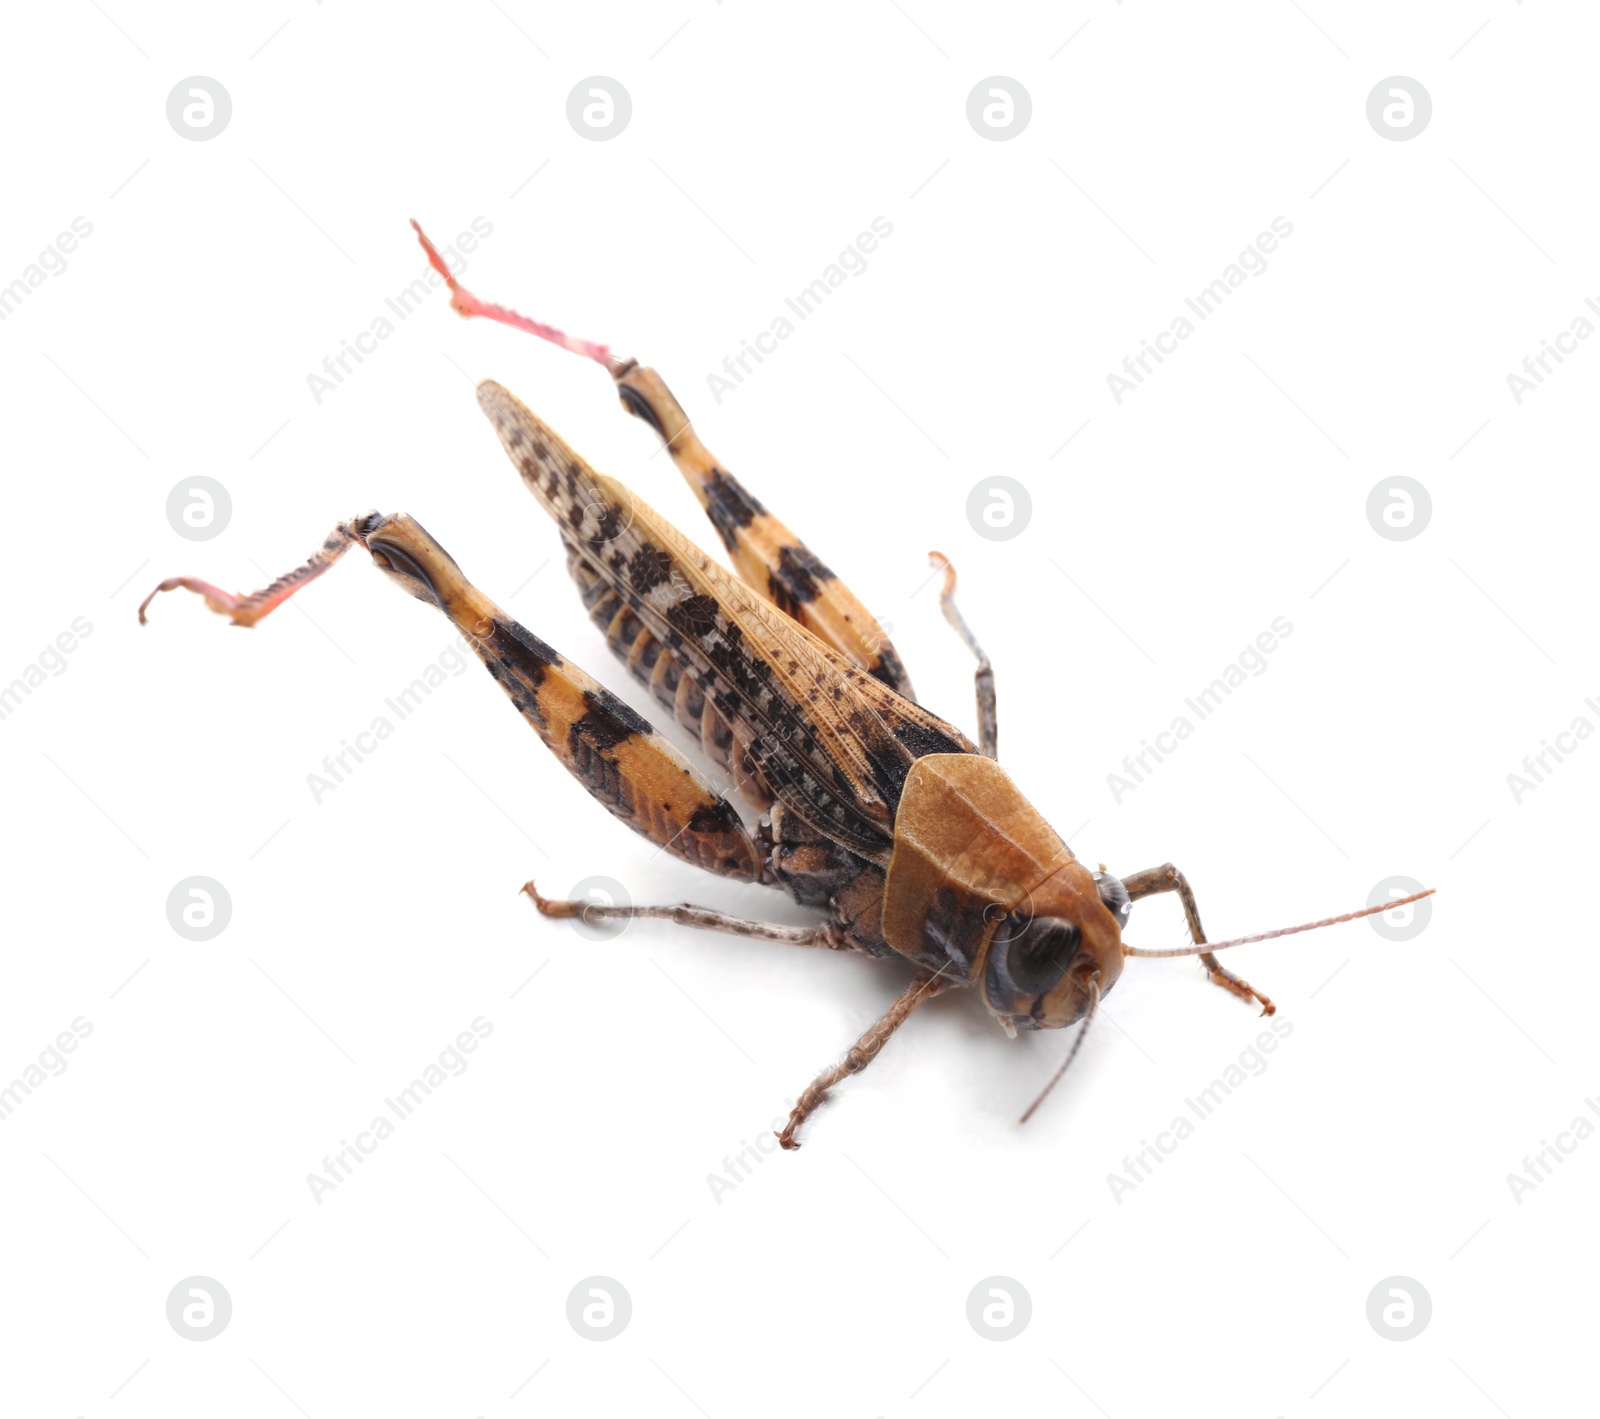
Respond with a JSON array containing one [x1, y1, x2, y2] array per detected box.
[[1002, 916, 1081, 996], [1096, 872, 1131, 930]]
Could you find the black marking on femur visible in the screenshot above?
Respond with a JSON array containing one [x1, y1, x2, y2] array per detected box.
[[617, 382, 668, 439], [702, 469, 765, 552], [766, 543, 835, 616], [570, 686, 654, 757], [481, 659, 550, 734], [488, 618, 561, 686]]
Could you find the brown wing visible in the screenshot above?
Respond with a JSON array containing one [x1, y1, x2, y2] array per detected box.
[[405, 223, 916, 697], [476, 379, 974, 865]]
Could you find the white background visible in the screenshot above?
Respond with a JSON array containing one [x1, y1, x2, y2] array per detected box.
[[2, 2, 1595, 1415]]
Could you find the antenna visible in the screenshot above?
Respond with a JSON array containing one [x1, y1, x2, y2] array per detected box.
[[1122, 888, 1435, 959], [1019, 976, 1101, 1125]]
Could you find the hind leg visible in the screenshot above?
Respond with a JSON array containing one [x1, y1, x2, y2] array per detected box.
[[412, 221, 916, 697], [141, 514, 768, 884]]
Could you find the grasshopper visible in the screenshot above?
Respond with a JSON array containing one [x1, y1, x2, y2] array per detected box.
[[141, 223, 1433, 1148]]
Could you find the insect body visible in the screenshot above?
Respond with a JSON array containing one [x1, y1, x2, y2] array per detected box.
[[141, 225, 1432, 1147]]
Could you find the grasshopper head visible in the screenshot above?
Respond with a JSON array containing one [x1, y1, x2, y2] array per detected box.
[[980, 864, 1130, 1031]]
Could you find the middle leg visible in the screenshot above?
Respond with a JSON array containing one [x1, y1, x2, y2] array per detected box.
[[778, 971, 953, 1149], [522, 880, 847, 948], [1122, 863, 1275, 1016], [930, 552, 997, 758]]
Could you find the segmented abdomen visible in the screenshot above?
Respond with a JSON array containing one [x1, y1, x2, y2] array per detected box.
[[565, 543, 776, 810]]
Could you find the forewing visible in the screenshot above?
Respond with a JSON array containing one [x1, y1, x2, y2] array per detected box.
[[476, 379, 973, 863]]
